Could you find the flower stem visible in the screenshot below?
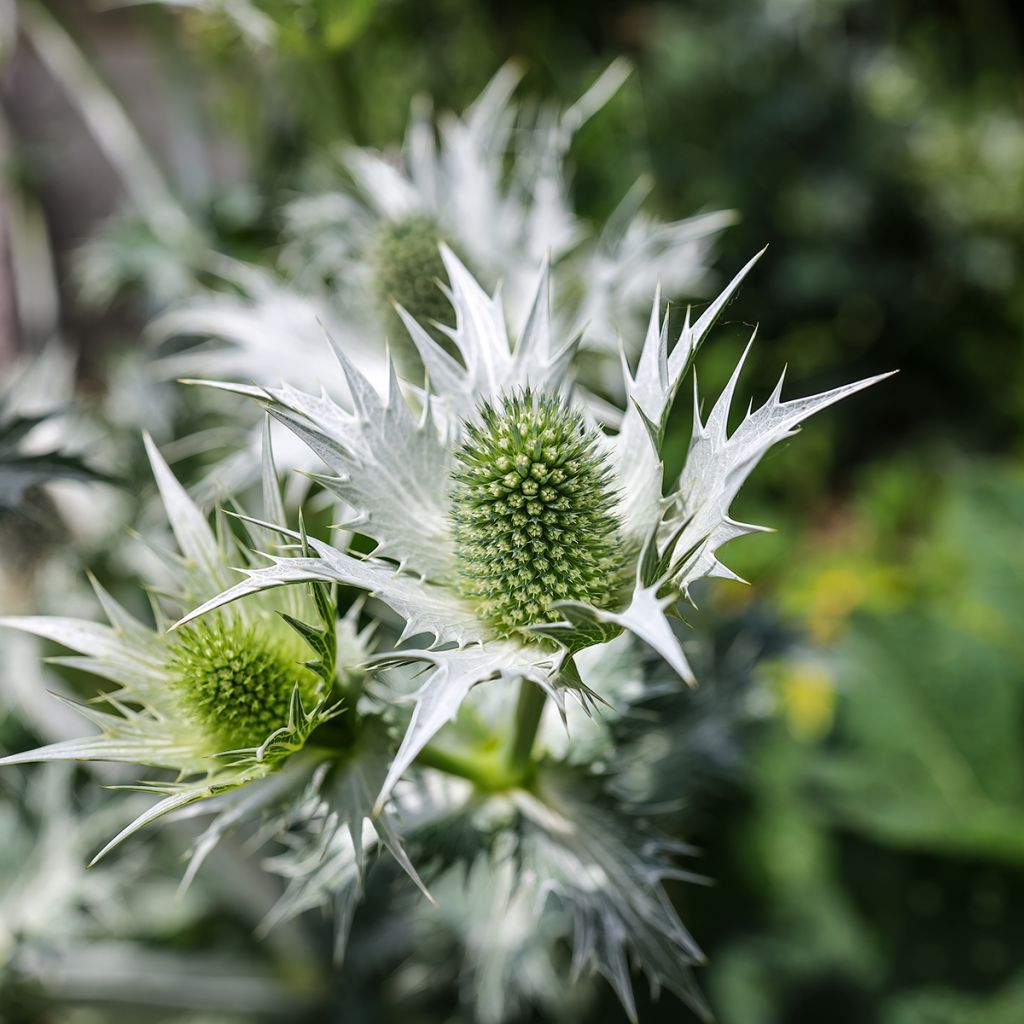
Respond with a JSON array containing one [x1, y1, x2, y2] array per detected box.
[[416, 743, 510, 791], [414, 682, 548, 792], [507, 679, 547, 781]]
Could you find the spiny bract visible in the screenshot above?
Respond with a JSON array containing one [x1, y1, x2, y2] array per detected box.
[[169, 620, 318, 750], [450, 390, 622, 639]]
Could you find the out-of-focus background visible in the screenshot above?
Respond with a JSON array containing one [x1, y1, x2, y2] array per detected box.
[[1, 1, 1023, 1022]]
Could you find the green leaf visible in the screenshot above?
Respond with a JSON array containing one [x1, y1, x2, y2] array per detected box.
[[884, 974, 1024, 1024], [812, 467, 1024, 864]]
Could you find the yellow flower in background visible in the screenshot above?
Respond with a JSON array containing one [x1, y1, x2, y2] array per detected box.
[[782, 557, 906, 644], [768, 661, 837, 743]]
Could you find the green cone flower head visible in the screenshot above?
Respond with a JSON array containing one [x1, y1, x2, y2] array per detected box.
[[370, 215, 452, 335], [170, 619, 319, 751], [368, 213, 472, 377], [0, 430, 366, 860], [451, 390, 621, 638]]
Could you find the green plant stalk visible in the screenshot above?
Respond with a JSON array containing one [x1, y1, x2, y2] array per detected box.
[[416, 743, 513, 792], [507, 679, 547, 781], [309, 679, 547, 794]]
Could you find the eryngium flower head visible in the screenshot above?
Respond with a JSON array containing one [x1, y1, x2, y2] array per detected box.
[[178, 246, 893, 817], [169, 619, 319, 750], [0, 432, 365, 859], [370, 215, 452, 334], [451, 390, 621, 637], [144, 64, 732, 511]]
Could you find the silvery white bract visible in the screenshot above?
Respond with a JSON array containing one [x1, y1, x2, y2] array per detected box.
[[151, 256, 386, 396], [150, 258, 381, 504], [0, 768, 137, 968], [0, 766, 245, 1013], [0, 768, 305, 1020], [404, 777, 709, 1024], [177, 247, 892, 815], [239, 759, 461, 963]]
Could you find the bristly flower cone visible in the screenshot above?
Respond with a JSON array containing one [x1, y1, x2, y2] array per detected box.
[[370, 215, 458, 377], [169, 620, 318, 751], [450, 390, 622, 640]]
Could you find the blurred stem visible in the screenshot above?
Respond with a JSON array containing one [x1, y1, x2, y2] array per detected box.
[[507, 680, 546, 781], [416, 743, 512, 792], [404, 685, 550, 793], [327, 51, 365, 144], [0, 126, 20, 369], [20, 0, 193, 245]]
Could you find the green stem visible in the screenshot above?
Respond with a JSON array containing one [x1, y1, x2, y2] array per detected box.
[[416, 743, 511, 791], [507, 680, 547, 781], [309, 684, 551, 793]]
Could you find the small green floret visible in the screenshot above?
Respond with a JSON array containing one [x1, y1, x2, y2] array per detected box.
[[169, 620, 318, 751], [450, 390, 622, 639], [370, 214, 454, 343]]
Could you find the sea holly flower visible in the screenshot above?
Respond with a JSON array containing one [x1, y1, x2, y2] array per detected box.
[[281, 61, 730, 353], [177, 247, 893, 813], [150, 62, 731, 424], [0, 431, 370, 861], [143, 63, 732, 510], [282, 59, 625, 314]]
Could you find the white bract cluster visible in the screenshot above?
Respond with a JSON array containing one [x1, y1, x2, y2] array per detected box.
[[150, 63, 731, 443], [1, 769, 129, 969], [281, 61, 731, 352], [0, 769, 304, 1017], [178, 247, 890, 816]]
